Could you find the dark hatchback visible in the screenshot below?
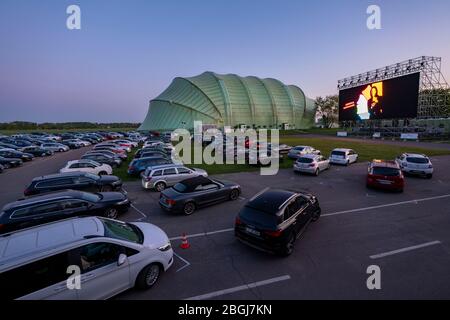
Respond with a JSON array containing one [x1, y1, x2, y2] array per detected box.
[[0, 190, 130, 234], [235, 189, 321, 256], [0, 156, 23, 168], [159, 176, 241, 215], [0, 150, 34, 162], [128, 156, 172, 176], [20, 146, 53, 157], [24, 172, 123, 196]]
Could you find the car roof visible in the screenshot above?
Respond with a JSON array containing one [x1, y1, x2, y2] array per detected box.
[[248, 188, 297, 213], [0, 217, 104, 268], [403, 153, 427, 158], [1, 190, 87, 212], [370, 160, 400, 168], [332, 148, 352, 152], [137, 156, 166, 161], [147, 164, 182, 171], [293, 145, 311, 149], [179, 176, 212, 187], [298, 154, 319, 159], [31, 171, 89, 182]]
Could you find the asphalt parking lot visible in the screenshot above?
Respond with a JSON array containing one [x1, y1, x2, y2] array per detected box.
[[1, 147, 450, 299]]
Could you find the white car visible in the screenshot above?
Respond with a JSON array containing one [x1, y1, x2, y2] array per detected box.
[[288, 146, 320, 159], [144, 140, 164, 148], [0, 217, 173, 300], [40, 143, 69, 152], [60, 159, 113, 175], [395, 153, 433, 178], [294, 154, 330, 176], [114, 139, 138, 148], [76, 140, 92, 147], [329, 148, 358, 166]]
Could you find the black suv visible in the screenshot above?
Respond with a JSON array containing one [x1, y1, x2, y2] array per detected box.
[[0, 156, 22, 168], [235, 189, 321, 256], [0, 190, 130, 233], [24, 172, 123, 196], [0, 150, 34, 162]]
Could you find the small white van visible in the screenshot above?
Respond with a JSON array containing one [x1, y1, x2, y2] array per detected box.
[[0, 217, 173, 300]]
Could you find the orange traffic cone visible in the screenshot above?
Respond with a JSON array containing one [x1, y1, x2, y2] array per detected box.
[[180, 233, 190, 249]]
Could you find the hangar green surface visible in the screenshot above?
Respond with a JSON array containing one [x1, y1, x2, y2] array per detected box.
[[139, 72, 317, 131]]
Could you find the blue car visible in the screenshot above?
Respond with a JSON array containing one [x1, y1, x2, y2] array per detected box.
[[127, 156, 172, 176]]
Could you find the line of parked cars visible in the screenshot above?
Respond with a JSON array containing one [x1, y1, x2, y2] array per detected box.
[[0, 131, 176, 300]]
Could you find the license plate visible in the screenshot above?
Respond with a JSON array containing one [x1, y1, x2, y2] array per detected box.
[[377, 180, 392, 185], [245, 227, 261, 236]]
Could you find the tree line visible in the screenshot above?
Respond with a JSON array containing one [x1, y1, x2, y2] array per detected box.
[[0, 122, 140, 131]]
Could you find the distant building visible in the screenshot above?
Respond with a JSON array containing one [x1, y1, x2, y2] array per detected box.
[[139, 72, 317, 131]]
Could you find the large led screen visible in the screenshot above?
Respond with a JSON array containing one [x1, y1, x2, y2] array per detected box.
[[339, 72, 420, 121]]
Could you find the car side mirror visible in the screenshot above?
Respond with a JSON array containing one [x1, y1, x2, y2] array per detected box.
[[117, 253, 127, 266]]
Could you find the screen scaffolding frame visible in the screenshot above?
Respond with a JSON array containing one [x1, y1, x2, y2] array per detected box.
[[337, 56, 449, 119]]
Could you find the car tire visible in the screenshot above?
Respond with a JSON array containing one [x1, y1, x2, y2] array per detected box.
[[59, 148, 64, 152], [98, 171, 108, 176], [279, 233, 296, 257], [426, 174, 433, 179], [183, 202, 196, 215], [3, 163, 11, 169], [135, 263, 161, 290], [346, 160, 350, 166], [230, 189, 240, 200], [155, 182, 166, 192], [104, 207, 119, 219], [312, 208, 321, 222], [314, 168, 319, 176]]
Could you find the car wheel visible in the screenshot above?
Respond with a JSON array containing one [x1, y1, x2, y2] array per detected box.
[[59, 148, 64, 152], [230, 189, 240, 200], [346, 160, 350, 166], [3, 163, 11, 169], [41, 153, 46, 157], [102, 185, 113, 192], [183, 202, 196, 215], [314, 168, 319, 176], [279, 233, 296, 257], [312, 208, 321, 222], [426, 174, 433, 179], [98, 171, 108, 176], [104, 207, 119, 219], [135, 263, 161, 290], [155, 182, 166, 192]]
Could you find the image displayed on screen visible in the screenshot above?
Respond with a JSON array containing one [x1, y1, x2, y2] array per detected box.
[[339, 72, 420, 121]]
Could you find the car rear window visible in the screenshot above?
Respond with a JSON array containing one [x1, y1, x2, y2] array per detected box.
[[406, 157, 429, 164], [372, 167, 400, 176], [240, 207, 279, 229], [297, 157, 313, 164], [332, 151, 346, 157]]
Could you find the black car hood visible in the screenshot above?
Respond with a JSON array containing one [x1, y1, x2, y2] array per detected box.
[[99, 175, 121, 185], [98, 192, 127, 202]]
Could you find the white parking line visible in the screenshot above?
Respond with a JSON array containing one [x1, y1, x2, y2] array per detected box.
[[184, 275, 291, 300], [322, 194, 450, 217], [370, 241, 442, 259], [130, 204, 147, 219], [169, 228, 234, 241], [173, 252, 191, 272]]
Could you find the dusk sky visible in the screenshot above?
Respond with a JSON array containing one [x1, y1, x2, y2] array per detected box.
[[0, 0, 449, 123]]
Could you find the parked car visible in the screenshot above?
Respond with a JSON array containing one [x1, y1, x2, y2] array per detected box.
[[12, 140, 33, 148], [294, 154, 330, 176], [0, 149, 34, 162], [287, 146, 320, 159], [60, 160, 113, 176], [142, 165, 207, 191], [0, 156, 22, 168], [140, 150, 171, 160], [24, 172, 123, 196], [94, 144, 127, 154], [159, 176, 241, 215], [128, 156, 173, 176], [395, 153, 433, 178], [88, 147, 127, 160], [0, 216, 173, 300], [329, 148, 358, 166], [82, 153, 122, 168], [60, 140, 82, 149], [40, 143, 69, 152], [135, 146, 170, 159], [0, 142, 20, 150], [366, 160, 404, 192], [144, 140, 164, 148], [0, 190, 130, 234], [98, 143, 130, 153], [235, 188, 321, 256], [113, 139, 138, 148], [20, 146, 53, 157]]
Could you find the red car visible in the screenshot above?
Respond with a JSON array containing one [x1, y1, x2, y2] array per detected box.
[[366, 160, 404, 192]]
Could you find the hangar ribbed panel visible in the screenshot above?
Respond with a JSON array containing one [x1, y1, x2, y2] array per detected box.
[[138, 72, 317, 131]]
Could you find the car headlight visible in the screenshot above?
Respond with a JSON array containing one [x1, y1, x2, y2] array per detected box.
[[158, 242, 172, 252]]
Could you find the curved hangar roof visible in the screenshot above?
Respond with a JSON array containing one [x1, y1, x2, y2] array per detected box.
[[139, 72, 316, 131]]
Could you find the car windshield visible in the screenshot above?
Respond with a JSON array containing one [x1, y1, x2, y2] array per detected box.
[[100, 218, 143, 244], [372, 167, 400, 176], [297, 157, 313, 164], [332, 151, 346, 157], [406, 157, 429, 164], [293, 147, 305, 151]]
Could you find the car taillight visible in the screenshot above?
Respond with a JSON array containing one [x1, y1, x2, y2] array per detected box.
[[235, 217, 242, 225], [264, 229, 283, 237], [166, 199, 176, 206], [144, 176, 152, 182]]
